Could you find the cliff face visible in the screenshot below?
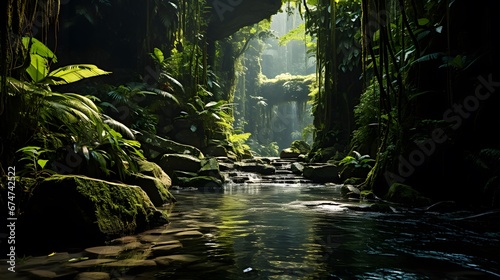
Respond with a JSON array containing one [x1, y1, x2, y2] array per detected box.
[[207, 0, 282, 40]]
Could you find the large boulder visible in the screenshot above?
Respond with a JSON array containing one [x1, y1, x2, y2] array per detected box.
[[303, 164, 342, 183], [18, 175, 167, 255], [136, 132, 204, 160], [158, 154, 202, 175]]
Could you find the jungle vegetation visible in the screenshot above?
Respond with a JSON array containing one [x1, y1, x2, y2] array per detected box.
[[1, 0, 499, 209]]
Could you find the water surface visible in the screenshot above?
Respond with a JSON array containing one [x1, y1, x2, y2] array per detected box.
[[159, 183, 500, 279]]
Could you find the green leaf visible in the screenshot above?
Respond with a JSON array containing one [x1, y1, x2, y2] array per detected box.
[[37, 159, 49, 169], [43, 64, 111, 85], [205, 101, 219, 108], [26, 54, 50, 83], [22, 37, 57, 63], [153, 48, 165, 63], [418, 18, 430, 26]]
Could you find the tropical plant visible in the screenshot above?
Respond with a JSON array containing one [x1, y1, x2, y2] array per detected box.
[[5, 38, 143, 181], [339, 151, 375, 169], [22, 37, 111, 85]]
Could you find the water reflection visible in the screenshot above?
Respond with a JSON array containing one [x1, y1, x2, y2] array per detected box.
[[162, 183, 500, 279]]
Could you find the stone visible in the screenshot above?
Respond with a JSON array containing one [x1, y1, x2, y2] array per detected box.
[[157, 254, 200, 263], [302, 164, 341, 183], [218, 162, 234, 171], [85, 246, 124, 257], [203, 145, 228, 157], [74, 272, 110, 280], [139, 234, 176, 243], [174, 129, 203, 148], [234, 162, 276, 175], [66, 259, 117, 269], [18, 175, 168, 255], [199, 157, 222, 180], [340, 184, 361, 198], [173, 230, 204, 237], [109, 236, 138, 245], [291, 162, 304, 174], [102, 259, 157, 268], [28, 270, 57, 279], [151, 244, 183, 256], [127, 172, 173, 206], [385, 183, 432, 206], [159, 154, 202, 175], [280, 148, 300, 159], [135, 132, 204, 160], [177, 176, 223, 190], [290, 140, 311, 154]]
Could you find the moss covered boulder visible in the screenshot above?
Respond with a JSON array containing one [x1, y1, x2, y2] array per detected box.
[[18, 175, 167, 255], [136, 132, 204, 160], [158, 154, 202, 175], [128, 160, 174, 206], [385, 183, 432, 206]]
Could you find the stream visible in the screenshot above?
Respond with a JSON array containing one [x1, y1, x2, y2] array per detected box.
[[4, 172, 500, 279], [160, 182, 500, 279]]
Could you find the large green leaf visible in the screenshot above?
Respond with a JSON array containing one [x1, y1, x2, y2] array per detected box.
[[22, 37, 57, 63], [26, 54, 50, 83], [43, 64, 111, 85]]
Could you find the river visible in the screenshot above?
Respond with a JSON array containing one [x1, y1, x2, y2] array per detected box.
[[159, 182, 500, 279]]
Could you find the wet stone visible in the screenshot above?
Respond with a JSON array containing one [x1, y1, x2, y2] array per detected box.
[[121, 241, 145, 251], [151, 240, 182, 247], [102, 259, 157, 268], [139, 234, 176, 243], [173, 230, 204, 237], [84, 246, 123, 257], [151, 244, 184, 256], [66, 259, 117, 269], [74, 272, 110, 280], [109, 236, 138, 245], [155, 254, 200, 263], [28, 269, 77, 279]]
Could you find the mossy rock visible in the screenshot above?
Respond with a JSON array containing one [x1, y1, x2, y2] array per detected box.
[[290, 140, 311, 154], [158, 154, 202, 175], [18, 175, 167, 255], [127, 160, 174, 206], [280, 148, 300, 159], [343, 177, 365, 185], [309, 147, 338, 162], [199, 157, 222, 180], [136, 132, 204, 160], [385, 183, 432, 206], [177, 176, 223, 190]]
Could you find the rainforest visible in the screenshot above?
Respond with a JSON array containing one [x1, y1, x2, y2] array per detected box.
[[1, 0, 500, 279]]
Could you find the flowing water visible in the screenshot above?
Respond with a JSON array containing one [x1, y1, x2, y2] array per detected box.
[[5, 180, 500, 279], [157, 183, 500, 280]]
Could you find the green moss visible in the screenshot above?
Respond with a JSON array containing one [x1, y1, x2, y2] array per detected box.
[[385, 183, 431, 206], [45, 175, 165, 236]]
